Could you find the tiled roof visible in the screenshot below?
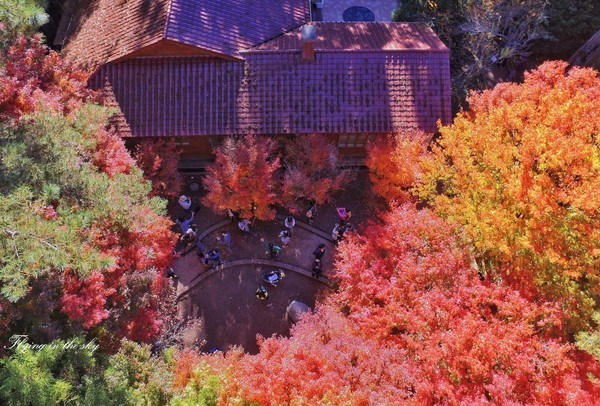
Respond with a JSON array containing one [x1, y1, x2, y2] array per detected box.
[[55, 0, 169, 68], [242, 51, 451, 134], [90, 49, 451, 137], [56, 0, 309, 68], [90, 57, 245, 137], [164, 0, 310, 57], [250, 22, 449, 52]]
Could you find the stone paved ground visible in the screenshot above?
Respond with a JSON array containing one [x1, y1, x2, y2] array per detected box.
[[180, 266, 328, 354], [168, 171, 385, 353]]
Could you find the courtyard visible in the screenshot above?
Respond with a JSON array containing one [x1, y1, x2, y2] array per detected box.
[[168, 172, 384, 353]]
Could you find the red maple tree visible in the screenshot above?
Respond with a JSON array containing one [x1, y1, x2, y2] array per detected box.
[[330, 204, 600, 403], [202, 135, 281, 220], [215, 305, 416, 405], [0, 34, 93, 122], [280, 135, 352, 211], [133, 138, 183, 199]]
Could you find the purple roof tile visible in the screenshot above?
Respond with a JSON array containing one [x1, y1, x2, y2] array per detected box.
[[56, 0, 310, 68], [90, 47, 451, 137], [165, 0, 310, 57], [251, 22, 449, 52]]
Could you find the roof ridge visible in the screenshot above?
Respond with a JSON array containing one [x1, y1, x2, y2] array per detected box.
[[248, 21, 449, 53], [163, 0, 174, 39], [245, 22, 309, 51]]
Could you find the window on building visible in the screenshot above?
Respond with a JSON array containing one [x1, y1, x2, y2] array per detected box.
[[337, 133, 369, 148], [343, 6, 375, 22]]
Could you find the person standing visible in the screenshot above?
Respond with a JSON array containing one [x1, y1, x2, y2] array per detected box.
[[180, 226, 197, 251], [176, 214, 194, 234], [279, 229, 291, 248], [284, 215, 296, 234], [312, 259, 322, 279], [331, 223, 341, 245], [179, 195, 192, 211], [306, 200, 317, 225], [166, 267, 178, 279], [312, 243, 326, 261], [238, 218, 251, 233], [336, 207, 352, 225], [197, 251, 210, 269], [226, 208, 239, 223], [268, 243, 282, 260], [207, 248, 222, 269], [218, 230, 233, 250]]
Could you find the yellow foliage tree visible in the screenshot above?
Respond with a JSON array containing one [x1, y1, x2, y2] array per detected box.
[[419, 61, 600, 330]]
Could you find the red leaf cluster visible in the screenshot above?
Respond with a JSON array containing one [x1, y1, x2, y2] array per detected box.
[[61, 270, 115, 328], [281, 134, 351, 210], [133, 138, 183, 198], [64, 213, 176, 339], [0, 34, 93, 122], [93, 127, 134, 177], [365, 130, 431, 203], [330, 204, 600, 403], [202, 135, 281, 220]]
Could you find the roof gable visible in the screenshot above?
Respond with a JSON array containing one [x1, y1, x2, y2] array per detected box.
[[56, 0, 310, 68], [164, 0, 310, 57], [55, 0, 170, 68]]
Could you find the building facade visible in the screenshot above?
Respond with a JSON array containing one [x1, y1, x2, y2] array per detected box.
[[56, 0, 451, 161]]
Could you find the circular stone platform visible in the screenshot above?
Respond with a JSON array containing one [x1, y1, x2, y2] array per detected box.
[[179, 264, 327, 354]]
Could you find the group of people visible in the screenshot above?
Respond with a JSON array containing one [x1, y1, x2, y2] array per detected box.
[[172, 196, 353, 298], [226, 208, 255, 237], [262, 215, 296, 260], [198, 248, 223, 270], [331, 222, 353, 245], [175, 195, 200, 253], [255, 270, 286, 300], [175, 195, 227, 272]]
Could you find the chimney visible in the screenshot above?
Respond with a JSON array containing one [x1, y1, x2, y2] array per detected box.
[[301, 24, 316, 62]]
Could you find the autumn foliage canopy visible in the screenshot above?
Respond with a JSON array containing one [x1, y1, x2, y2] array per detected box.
[[365, 129, 430, 203], [0, 35, 177, 349], [281, 134, 351, 210], [202, 135, 281, 220], [133, 138, 183, 199], [0, 35, 92, 122], [175, 204, 600, 404], [419, 61, 600, 329]]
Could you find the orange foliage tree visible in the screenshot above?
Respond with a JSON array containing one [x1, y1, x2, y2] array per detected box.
[[418, 61, 600, 329], [202, 135, 281, 220], [365, 130, 430, 202], [175, 205, 600, 404], [133, 138, 183, 199], [329, 204, 600, 403], [280, 135, 352, 211]]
